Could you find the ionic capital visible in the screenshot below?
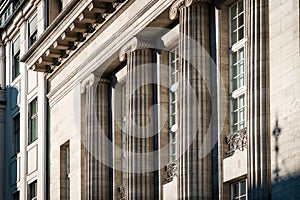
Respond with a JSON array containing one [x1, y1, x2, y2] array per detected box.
[[169, 0, 211, 20], [119, 37, 162, 62], [80, 73, 101, 94]]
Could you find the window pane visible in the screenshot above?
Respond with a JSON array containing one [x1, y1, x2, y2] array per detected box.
[[232, 65, 237, 77], [232, 52, 237, 64], [238, 14, 244, 27], [231, 5, 237, 19], [231, 32, 237, 45], [231, 18, 237, 32], [31, 118, 37, 142], [233, 112, 238, 124], [232, 98, 238, 110], [232, 79, 238, 91], [240, 180, 246, 195], [238, 28, 244, 41], [238, 0, 243, 14], [234, 183, 239, 197]]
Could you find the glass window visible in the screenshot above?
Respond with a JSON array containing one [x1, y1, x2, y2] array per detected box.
[[13, 114, 20, 155], [60, 142, 70, 199], [28, 15, 37, 48], [231, 95, 245, 131], [169, 46, 179, 162], [28, 180, 37, 200], [230, 0, 244, 46], [121, 84, 127, 181], [229, 0, 246, 133], [232, 179, 247, 200], [66, 145, 70, 200], [28, 98, 38, 145], [12, 37, 20, 80], [231, 47, 245, 91]]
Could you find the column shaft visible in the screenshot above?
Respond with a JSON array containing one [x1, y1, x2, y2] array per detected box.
[[125, 48, 155, 200], [81, 75, 110, 200], [177, 1, 212, 199]]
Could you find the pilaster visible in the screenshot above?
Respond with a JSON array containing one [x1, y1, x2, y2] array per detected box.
[[247, 0, 270, 199]]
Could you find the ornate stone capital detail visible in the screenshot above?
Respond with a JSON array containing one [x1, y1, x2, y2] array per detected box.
[[169, 0, 211, 20], [226, 128, 247, 155], [80, 73, 101, 94], [119, 37, 157, 61], [165, 161, 178, 182]]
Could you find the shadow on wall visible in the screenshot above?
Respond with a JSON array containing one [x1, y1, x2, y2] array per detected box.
[[271, 120, 300, 200], [5, 86, 20, 194]]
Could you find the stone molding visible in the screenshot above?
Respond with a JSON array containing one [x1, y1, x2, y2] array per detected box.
[[169, 0, 211, 20]]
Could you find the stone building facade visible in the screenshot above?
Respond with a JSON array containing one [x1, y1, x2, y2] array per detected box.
[[0, 0, 299, 199]]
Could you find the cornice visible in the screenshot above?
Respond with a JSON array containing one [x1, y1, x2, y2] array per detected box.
[[169, 0, 211, 20], [47, 0, 173, 107]]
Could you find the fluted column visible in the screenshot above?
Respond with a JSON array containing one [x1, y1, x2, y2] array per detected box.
[[0, 41, 4, 88], [247, 0, 270, 199], [81, 74, 110, 199], [119, 37, 156, 200], [170, 0, 212, 199]]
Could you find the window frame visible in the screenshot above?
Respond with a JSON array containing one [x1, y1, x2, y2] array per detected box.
[[231, 179, 247, 200], [12, 113, 20, 155], [12, 36, 20, 81], [229, 0, 247, 133], [28, 14, 38, 48], [168, 46, 179, 162], [28, 180, 37, 200], [28, 98, 38, 145]]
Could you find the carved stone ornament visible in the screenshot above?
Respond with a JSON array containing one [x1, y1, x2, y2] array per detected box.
[[165, 161, 178, 182], [226, 128, 247, 155], [80, 73, 101, 94], [119, 37, 163, 62], [169, 0, 211, 20], [118, 184, 126, 200]]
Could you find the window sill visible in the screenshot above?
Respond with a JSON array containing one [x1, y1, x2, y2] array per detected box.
[[231, 86, 246, 99]]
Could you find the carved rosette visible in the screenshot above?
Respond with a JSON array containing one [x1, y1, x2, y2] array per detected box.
[[226, 128, 247, 155], [165, 161, 178, 182], [169, 0, 211, 20]]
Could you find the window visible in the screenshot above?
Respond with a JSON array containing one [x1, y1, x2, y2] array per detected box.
[[169, 46, 179, 162], [231, 179, 247, 200], [230, 0, 244, 46], [28, 15, 37, 47], [12, 191, 19, 200], [229, 0, 246, 133], [28, 180, 37, 200], [13, 114, 20, 155], [12, 37, 20, 80], [28, 98, 38, 145], [60, 142, 70, 200], [121, 84, 127, 181]]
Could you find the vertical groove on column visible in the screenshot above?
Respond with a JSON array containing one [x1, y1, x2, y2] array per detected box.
[[247, 0, 270, 199]]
